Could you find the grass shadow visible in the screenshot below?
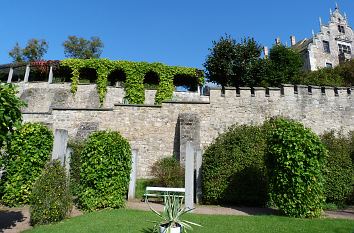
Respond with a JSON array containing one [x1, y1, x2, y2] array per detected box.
[[140, 227, 155, 233]]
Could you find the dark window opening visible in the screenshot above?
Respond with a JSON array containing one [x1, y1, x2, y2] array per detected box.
[[326, 63, 333, 68], [173, 74, 198, 92], [143, 71, 160, 89], [338, 25, 345, 33], [323, 41, 330, 53], [107, 69, 126, 87], [79, 68, 97, 84], [338, 44, 351, 54]]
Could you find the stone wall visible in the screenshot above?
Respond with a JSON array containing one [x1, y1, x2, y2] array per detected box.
[[18, 82, 354, 178]]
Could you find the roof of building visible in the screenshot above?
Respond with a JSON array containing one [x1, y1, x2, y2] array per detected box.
[[291, 38, 313, 53]]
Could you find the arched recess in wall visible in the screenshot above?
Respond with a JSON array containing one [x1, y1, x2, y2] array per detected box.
[[79, 67, 97, 84], [173, 74, 198, 92], [143, 71, 160, 89], [55, 65, 72, 83], [107, 69, 126, 87]]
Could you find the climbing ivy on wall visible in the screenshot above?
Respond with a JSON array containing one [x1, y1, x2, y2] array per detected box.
[[60, 59, 204, 105]]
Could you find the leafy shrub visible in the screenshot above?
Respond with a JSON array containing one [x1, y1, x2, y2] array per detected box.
[[1, 123, 53, 206], [78, 131, 132, 211], [30, 160, 72, 226], [0, 84, 26, 150], [265, 118, 327, 218], [321, 131, 353, 205], [202, 125, 267, 206], [68, 139, 85, 197], [151, 157, 184, 188]]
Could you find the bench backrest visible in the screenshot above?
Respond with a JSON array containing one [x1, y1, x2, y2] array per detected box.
[[146, 186, 185, 193]]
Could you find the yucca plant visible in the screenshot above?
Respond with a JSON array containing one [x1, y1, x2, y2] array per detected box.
[[148, 193, 202, 233]]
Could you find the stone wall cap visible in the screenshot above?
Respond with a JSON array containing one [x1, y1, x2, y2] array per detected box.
[[296, 85, 308, 88], [309, 85, 321, 89], [209, 87, 222, 90], [281, 84, 294, 87], [22, 111, 52, 115], [52, 107, 113, 111], [253, 87, 266, 90], [239, 87, 251, 90], [224, 87, 237, 90], [162, 101, 210, 105], [114, 104, 161, 108], [267, 87, 281, 90]]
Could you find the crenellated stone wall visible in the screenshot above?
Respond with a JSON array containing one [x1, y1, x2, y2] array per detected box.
[[17, 82, 354, 178]]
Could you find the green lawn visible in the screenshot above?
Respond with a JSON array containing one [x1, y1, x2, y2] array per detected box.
[[25, 209, 354, 233]]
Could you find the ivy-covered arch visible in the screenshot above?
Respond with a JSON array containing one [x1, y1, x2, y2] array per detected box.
[[60, 59, 204, 105]]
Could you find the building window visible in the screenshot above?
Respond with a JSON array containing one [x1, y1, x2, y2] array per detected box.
[[326, 63, 333, 68], [323, 41, 330, 53], [338, 25, 345, 33], [338, 44, 352, 54]]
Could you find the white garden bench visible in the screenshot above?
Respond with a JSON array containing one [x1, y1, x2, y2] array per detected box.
[[144, 186, 185, 202]]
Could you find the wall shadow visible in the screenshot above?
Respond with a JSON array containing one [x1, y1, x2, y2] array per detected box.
[[0, 210, 25, 231]]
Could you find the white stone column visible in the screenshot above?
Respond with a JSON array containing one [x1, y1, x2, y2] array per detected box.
[[128, 149, 138, 200], [7, 68, 14, 83], [24, 65, 30, 83], [185, 141, 194, 210], [51, 129, 68, 166], [48, 66, 53, 84], [195, 149, 202, 204]]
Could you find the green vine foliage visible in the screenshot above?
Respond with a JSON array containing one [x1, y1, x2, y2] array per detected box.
[[60, 59, 203, 105]]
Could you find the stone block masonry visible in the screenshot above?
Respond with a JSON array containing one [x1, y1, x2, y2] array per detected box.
[[18, 82, 354, 178]]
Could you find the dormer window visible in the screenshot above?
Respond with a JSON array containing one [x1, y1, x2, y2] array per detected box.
[[338, 25, 345, 33]]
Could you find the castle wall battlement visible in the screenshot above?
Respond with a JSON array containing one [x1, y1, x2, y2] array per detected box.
[[15, 82, 354, 178]]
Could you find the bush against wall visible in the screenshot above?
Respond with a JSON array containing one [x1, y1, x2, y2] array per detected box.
[[0, 123, 53, 206], [78, 131, 132, 211], [202, 124, 267, 206], [265, 118, 327, 218], [30, 160, 72, 226], [151, 156, 184, 188], [321, 131, 353, 205]]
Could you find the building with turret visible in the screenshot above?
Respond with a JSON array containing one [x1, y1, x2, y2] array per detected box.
[[291, 4, 353, 71]]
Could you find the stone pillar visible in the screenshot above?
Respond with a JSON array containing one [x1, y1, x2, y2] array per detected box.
[[7, 68, 13, 83], [178, 113, 200, 165], [185, 141, 194, 210], [24, 65, 30, 83], [195, 149, 202, 204], [128, 149, 138, 200], [51, 129, 68, 166], [48, 66, 53, 84]]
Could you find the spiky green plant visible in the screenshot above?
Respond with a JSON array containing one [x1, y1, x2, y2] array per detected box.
[[148, 193, 202, 233]]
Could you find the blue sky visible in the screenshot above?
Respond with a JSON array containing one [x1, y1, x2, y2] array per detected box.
[[1, 0, 353, 68]]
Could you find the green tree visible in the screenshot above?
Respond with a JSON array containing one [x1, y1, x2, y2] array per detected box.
[[267, 45, 302, 86], [9, 39, 48, 62], [8, 43, 24, 63], [23, 39, 49, 61], [63, 36, 104, 59], [204, 35, 265, 87], [0, 84, 26, 150]]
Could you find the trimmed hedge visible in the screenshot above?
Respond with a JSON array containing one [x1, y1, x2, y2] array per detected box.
[[30, 161, 72, 226], [78, 131, 132, 211], [151, 156, 184, 188], [0, 123, 53, 206], [202, 125, 267, 206], [68, 139, 85, 197], [321, 131, 353, 205], [265, 118, 327, 218]]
